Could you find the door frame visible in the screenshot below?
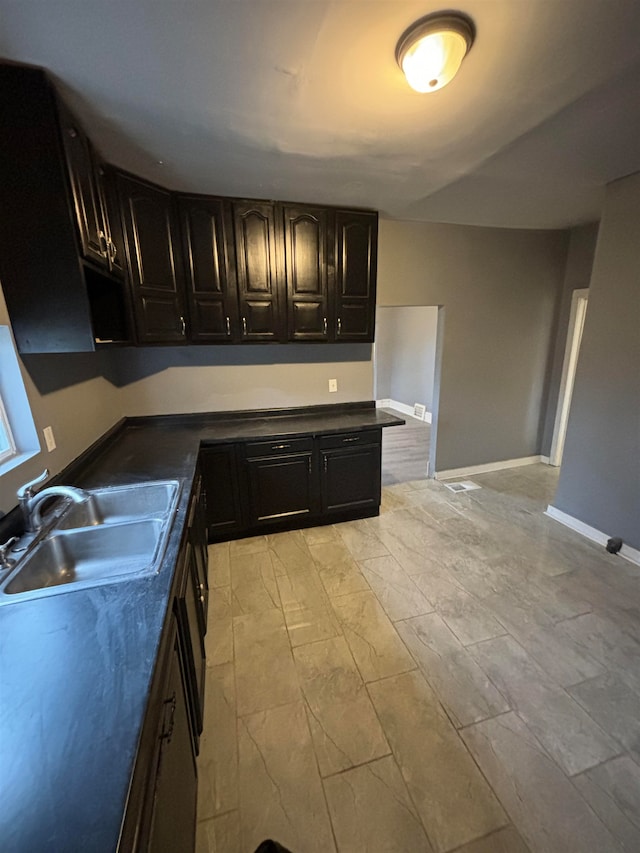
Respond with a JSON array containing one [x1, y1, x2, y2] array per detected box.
[[549, 288, 589, 467]]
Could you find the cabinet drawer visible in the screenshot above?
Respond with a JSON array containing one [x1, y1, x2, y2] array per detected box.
[[318, 430, 380, 450], [245, 437, 313, 458]]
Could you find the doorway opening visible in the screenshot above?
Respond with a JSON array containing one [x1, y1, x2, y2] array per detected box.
[[373, 305, 443, 485], [549, 288, 589, 467]]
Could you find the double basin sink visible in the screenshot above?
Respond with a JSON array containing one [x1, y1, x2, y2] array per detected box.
[[0, 480, 181, 602]]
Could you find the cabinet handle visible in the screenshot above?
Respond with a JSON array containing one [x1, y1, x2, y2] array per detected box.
[[98, 231, 108, 257], [337, 318, 342, 336], [200, 594, 206, 604], [271, 443, 291, 450], [107, 238, 117, 263], [323, 317, 327, 336], [161, 692, 177, 743], [242, 317, 247, 336], [180, 315, 186, 336], [323, 457, 328, 473], [308, 457, 312, 474], [343, 436, 360, 443], [226, 316, 231, 336]]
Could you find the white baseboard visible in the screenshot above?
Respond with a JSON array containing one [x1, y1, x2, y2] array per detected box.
[[545, 505, 640, 567], [540, 455, 550, 465], [435, 455, 546, 480], [376, 399, 432, 423]]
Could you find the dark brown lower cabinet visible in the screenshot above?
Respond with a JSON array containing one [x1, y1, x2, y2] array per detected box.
[[320, 432, 381, 513], [201, 429, 382, 541], [188, 473, 209, 634], [244, 438, 316, 525], [175, 541, 206, 750], [122, 483, 209, 852], [139, 619, 197, 853], [199, 445, 244, 538]]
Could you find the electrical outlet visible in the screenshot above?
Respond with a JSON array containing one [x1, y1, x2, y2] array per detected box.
[[43, 426, 56, 452], [328, 378, 338, 393]]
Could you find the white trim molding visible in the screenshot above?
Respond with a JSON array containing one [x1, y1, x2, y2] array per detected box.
[[376, 399, 432, 423], [545, 505, 640, 567], [435, 455, 546, 480]]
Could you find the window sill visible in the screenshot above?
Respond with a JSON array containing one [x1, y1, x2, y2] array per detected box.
[[0, 449, 40, 478]]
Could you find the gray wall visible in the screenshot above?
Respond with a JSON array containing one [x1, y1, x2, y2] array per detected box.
[[553, 172, 640, 550], [540, 223, 599, 456], [0, 285, 123, 513], [112, 345, 373, 416], [375, 306, 438, 411], [377, 219, 569, 472]]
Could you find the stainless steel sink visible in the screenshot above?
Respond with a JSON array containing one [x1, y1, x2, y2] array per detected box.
[[4, 520, 165, 595], [0, 479, 182, 602], [56, 480, 179, 530]]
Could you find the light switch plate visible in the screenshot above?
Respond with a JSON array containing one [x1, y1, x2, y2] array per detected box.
[[43, 426, 56, 452], [328, 378, 338, 393]]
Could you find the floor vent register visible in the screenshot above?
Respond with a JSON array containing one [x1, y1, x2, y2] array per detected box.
[[443, 480, 482, 493]]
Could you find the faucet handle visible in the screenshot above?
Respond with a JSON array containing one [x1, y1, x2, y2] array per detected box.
[[17, 469, 49, 500], [0, 536, 18, 569]]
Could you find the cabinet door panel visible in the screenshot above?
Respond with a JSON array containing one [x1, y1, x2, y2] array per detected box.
[[233, 201, 283, 341], [244, 300, 277, 336], [335, 210, 378, 342], [57, 99, 108, 268], [179, 196, 237, 342], [118, 175, 187, 343], [199, 446, 244, 538], [127, 196, 177, 290], [176, 543, 206, 746], [246, 454, 315, 523], [284, 205, 328, 340], [321, 443, 381, 513], [99, 166, 127, 280], [145, 626, 197, 853]]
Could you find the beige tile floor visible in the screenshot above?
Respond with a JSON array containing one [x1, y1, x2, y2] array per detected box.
[[196, 459, 640, 853]]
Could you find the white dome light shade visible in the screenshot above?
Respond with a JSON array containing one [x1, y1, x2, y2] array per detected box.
[[396, 13, 475, 93]]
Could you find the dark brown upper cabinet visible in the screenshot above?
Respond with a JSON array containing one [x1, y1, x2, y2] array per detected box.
[[0, 61, 133, 352], [57, 98, 110, 271], [98, 166, 128, 281], [232, 200, 285, 342], [178, 195, 238, 343], [334, 210, 378, 342], [118, 174, 188, 344], [283, 204, 330, 341]]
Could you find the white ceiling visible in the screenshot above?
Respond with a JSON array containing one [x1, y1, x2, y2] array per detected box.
[[2, 0, 640, 229]]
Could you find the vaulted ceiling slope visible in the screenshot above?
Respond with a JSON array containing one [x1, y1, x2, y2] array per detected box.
[[2, 0, 640, 229]]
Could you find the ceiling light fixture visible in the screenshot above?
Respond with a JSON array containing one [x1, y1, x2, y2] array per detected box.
[[396, 11, 475, 93]]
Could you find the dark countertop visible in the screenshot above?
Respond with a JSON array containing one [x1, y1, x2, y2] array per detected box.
[[0, 403, 403, 852]]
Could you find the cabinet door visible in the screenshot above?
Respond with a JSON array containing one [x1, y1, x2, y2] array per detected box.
[[283, 204, 329, 341], [187, 477, 209, 634], [321, 440, 381, 513], [246, 453, 315, 525], [334, 210, 378, 342], [176, 543, 206, 746], [99, 166, 128, 280], [118, 174, 188, 344], [199, 445, 244, 539], [144, 624, 197, 853], [179, 196, 238, 342], [232, 201, 284, 341], [57, 99, 109, 269]]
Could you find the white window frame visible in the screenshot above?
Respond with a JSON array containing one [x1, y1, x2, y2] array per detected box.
[[0, 325, 40, 478], [0, 391, 17, 465]]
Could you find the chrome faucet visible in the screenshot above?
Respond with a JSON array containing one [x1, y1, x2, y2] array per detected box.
[[17, 469, 49, 533], [17, 469, 90, 532]]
